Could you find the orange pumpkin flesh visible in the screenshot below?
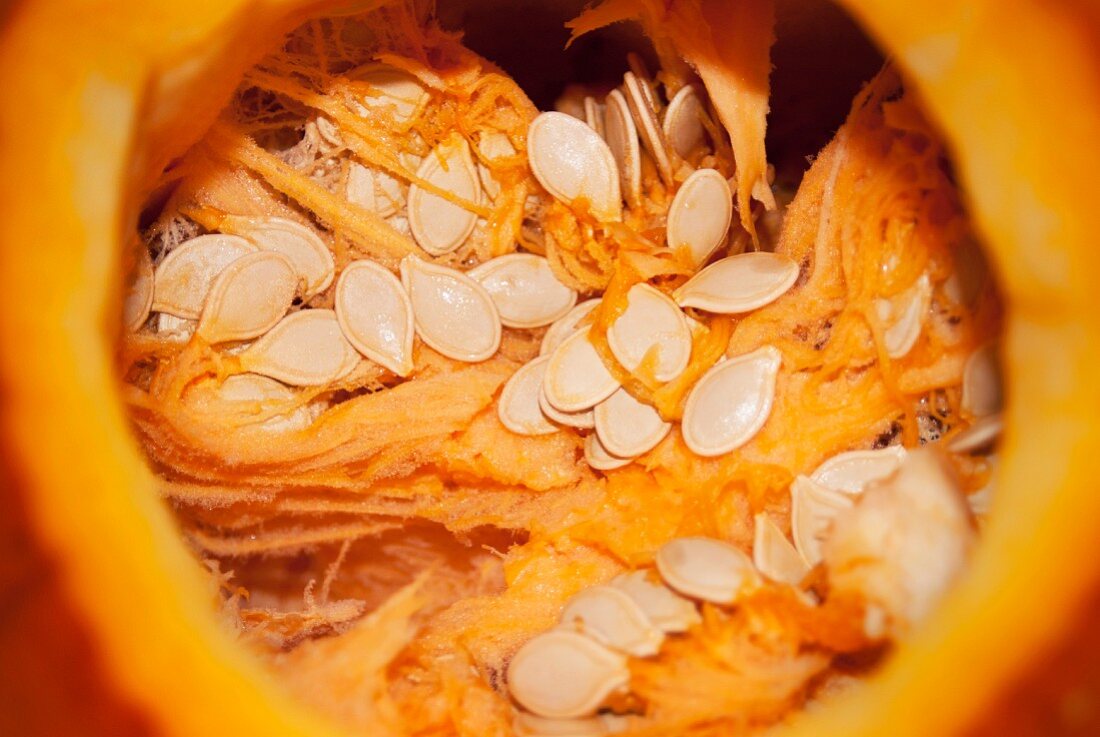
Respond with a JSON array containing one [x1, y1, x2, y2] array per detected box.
[[1, 1, 1099, 736]]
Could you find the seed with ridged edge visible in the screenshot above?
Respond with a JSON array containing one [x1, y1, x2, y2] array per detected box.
[[583, 433, 632, 471], [152, 234, 257, 319], [603, 90, 642, 209], [400, 256, 501, 362], [349, 63, 429, 123], [558, 585, 664, 656], [675, 252, 799, 313], [607, 283, 691, 383], [240, 309, 359, 387], [220, 216, 335, 299], [810, 446, 907, 495], [656, 537, 760, 604], [594, 388, 670, 458], [790, 474, 854, 567], [408, 137, 482, 256], [335, 259, 415, 377], [681, 345, 781, 457], [540, 387, 595, 429], [540, 299, 601, 356], [123, 246, 154, 332], [875, 273, 931, 358], [752, 513, 810, 585], [962, 342, 1002, 418], [506, 630, 629, 719], [947, 413, 1003, 454], [498, 356, 559, 436], [662, 85, 708, 159], [470, 253, 577, 329], [543, 327, 620, 412], [528, 112, 622, 222], [623, 72, 672, 185], [609, 570, 700, 633], [666, 169, 734, 268], [197, 251, 297, 344]]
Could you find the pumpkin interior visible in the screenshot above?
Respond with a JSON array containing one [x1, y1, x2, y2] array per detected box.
[[117, 0, 1005, 734]]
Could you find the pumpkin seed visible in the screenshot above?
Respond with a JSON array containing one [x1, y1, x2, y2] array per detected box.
[[609, 570, 700, 633], [623, 72, 673, 185], [607, 283, 692, 383], [543, 327, 620, 412], [540, 299, 602, 356], [528, 112, 622, 222], [603, 90, 642, 209], [962, 343, 1003, 418], [498, 356, 559, 436], [469, 253, 578, 329], [681, 345, 781, 457], [400, 256, 501, 362], [197, 251, 298, 344], [157, 313, 195, 342], [810, 446, 907, 495], [752, 512, 810, 586], [540, 387, 596, 429], [665, 169, 733, 267], [674, 252, 799, 312], [335, 259, 415, 377], [662, 85, 708, 159], [408, 137, 482, 256], [968, 455, 997, 516], [876, 273, 931, 359], [240, 309, 360, 386], [347, 161, 404, 218], [506, 630, 629, 719], [152, 234, 257, 318], [947, 413, 1004, 454], [558, 585, 665, 657], [204, 373, 318, 432], [790, 474, 854, 567], [583, 432, 632, 470], [656, 537, 760, 604], [513, 713, 620, 737], [124, 246, 154, 332], [594, 388, 671, 458], [477, 131, 516, 201], [220, 216, 336, 298], [583, 96, 605, 140], [349, 63, 429, 123]]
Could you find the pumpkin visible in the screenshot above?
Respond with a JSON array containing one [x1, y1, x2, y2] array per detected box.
[[1, 0, 1099, 735]]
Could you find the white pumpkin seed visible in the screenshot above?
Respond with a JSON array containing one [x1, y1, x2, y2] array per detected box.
[[662, 85, 708, 159], [528, 112, 622, 222], [124, 246, 154, 332], [498, 356, 559, 436], [400, 256, 501, 362], [349, 64, 429, 123], [607, 283, 692, 383], [469, 253, 578, 329], [752, 513, 810, 586], [156, 312, 195, 342], [220, 216, 335, 298], [947, 413, 1004, 454], [681, 345, 782, 457], [477, 131, 516, 201], [609, 570, 700, 633], [506, 630, 629, 719], [152, 234, 257, 319], [962, 343, 1003, 418], [408, 138, 482, 256], [675, 252, 799, 312], [810, 446, 907, 495], [583, 96, 605, 140], [876, 273, 931, 359], [558, 585, 664, 656], [583, 432, 632, 471], [656, 537, 760, 604], [666, 168, 733, 267], [603, 90, 642, 209], [790, 474, 854, 567], [240, 309, 360, 386], [594, 388, 670, 458], [197, 251, 297, 344], [347, 161, 404, 218], [623, 72, 673, 185], [204, 373, 318, 432], [540, 299, 602, 356], [968, 455, 997, 516], [540, 387, 596, 429], [543, 327, 620, 412], [335, 259, 415, 376]]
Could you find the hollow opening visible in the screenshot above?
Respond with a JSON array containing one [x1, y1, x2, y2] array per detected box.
[[119, 0, 1004, 733]]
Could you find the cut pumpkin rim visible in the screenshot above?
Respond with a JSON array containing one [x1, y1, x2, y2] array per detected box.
[[0, 2, 1097, 737]]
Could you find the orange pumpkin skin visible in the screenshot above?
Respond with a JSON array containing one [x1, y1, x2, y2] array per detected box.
[[0, 1, 1099, 736]]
